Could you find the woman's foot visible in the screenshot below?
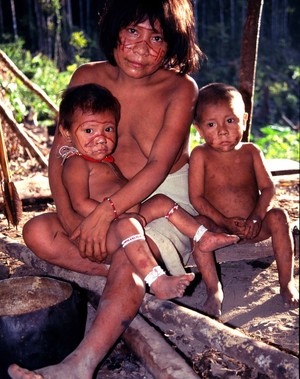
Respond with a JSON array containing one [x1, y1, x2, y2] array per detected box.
[[8, 356, 94, 379]]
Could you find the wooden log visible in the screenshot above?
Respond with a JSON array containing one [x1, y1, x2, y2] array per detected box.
[[140, 295, 299, 379], [0, 234, 199, 379], [0, 101, 48, 168]]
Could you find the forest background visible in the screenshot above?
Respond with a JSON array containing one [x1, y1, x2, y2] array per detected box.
[[0, 0, 299, 160]]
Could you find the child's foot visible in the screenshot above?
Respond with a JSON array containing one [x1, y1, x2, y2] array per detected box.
[[281, 282, 299, 308], [198, 230, 239, 252], [202, 285, 224, 318], [151, 273, 195, 300]]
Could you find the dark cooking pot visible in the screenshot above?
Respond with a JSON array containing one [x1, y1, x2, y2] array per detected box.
[[0, 276, 87, 379]]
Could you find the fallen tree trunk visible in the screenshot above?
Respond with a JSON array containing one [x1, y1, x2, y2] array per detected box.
[[140, 295, 298, 379], [1, 234, 298, 379]]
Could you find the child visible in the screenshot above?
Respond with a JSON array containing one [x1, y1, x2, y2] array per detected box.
[[189, 82, 299, 317], [58, 83, 238, 300]]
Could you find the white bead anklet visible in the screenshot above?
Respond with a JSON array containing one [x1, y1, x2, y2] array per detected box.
[[121, 234, 145, 248], [144, 266, 166, 287], [193, 225, 208, 242]]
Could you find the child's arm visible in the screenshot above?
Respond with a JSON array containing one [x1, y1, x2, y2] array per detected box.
[[189, 146, 245, 234], [243, 144, 275, 239], [49, 132, 83, 234], [62, 157, 100, 218]]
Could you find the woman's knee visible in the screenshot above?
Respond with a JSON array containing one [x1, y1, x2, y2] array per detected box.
[[23, 213, 63, 257]]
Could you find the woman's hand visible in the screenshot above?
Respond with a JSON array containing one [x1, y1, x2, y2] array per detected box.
[[70, 201, 114, 262]]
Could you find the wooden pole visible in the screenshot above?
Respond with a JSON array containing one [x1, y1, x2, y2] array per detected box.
[[0, 120, 22, 226], [239, 0, 264, 141]]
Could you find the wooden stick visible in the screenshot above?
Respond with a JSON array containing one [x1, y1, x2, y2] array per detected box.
[[0, 101, 48, 168], [0, 120, 22, 225]]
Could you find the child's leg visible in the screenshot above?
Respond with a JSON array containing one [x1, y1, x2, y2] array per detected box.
[[107, 215, 194, 299], [253, 208, 299, 308], [140, 194, 239, 250], [192, 245, 223, 318]]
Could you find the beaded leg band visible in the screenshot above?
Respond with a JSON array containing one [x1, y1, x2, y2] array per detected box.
[[193, 225, 208, 242], [165, 202, 179, 219], [121, 234, 145, 248], [144, 266, 166, 287]]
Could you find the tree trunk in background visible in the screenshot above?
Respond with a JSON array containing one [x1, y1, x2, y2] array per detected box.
[[34, 1, 44, 54], [218, 0, 225, 58], [230, 0, 235, 39], [9, 0, 17, 40], [239, 0, 264, 141], [0, 0, 3, 36], [271, 0, 278, 44]]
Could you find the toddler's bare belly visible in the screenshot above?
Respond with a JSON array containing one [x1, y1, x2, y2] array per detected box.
[[206, 188, 257, 219]]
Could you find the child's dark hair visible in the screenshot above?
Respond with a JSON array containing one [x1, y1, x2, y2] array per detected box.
[[99, 0, 205, 75], [194, 83, 241, 123], [59, 84, 121, 130]]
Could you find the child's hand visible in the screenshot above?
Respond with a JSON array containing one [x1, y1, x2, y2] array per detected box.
[[244, 216, 262, 239], [224, 217, 246, 237]]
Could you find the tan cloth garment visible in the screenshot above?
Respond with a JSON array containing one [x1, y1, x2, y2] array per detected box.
[[144, 164, 198, 275]]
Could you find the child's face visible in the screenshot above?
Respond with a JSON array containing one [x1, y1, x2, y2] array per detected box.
[[63, 109, 117, 159], [196, 96, 248, 153], [114, 19, 167, 79]]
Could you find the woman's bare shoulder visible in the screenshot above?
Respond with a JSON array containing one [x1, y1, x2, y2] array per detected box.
[[69, 61, 114, 86]]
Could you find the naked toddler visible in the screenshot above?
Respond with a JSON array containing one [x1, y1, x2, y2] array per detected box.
[[189, 82, 299, 317]]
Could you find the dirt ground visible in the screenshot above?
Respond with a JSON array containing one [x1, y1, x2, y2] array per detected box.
[[0, 169, 299, 378]]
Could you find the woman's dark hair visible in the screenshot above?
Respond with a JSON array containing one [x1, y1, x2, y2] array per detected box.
[[59, 84, 121, 130], [99, 0, 205, 75]]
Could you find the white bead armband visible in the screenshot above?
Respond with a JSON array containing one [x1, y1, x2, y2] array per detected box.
[[193, 225, 208, 242], [144, 266, 166, 287]]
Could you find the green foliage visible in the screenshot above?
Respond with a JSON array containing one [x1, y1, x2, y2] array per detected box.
[[189, 124, 299, 162], [0, 41, 75, 125], [251, 126, 299, 161], [69, 31, 89, 66]]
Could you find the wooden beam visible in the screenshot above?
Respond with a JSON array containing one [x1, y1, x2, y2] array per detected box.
[[140, 294, 298, 379]]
